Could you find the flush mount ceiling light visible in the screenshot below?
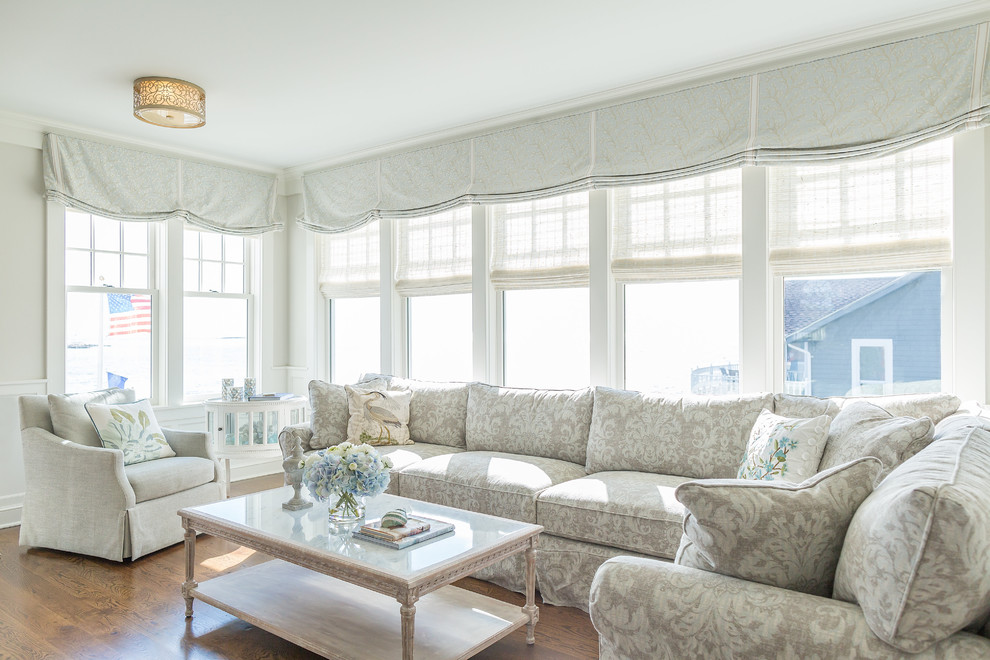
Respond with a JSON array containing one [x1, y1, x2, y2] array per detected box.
[[133, 77, 206, 128]]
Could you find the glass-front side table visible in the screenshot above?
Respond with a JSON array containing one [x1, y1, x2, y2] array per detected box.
[[203, 396, 308, 489]]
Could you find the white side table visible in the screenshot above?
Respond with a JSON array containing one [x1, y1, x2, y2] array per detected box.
[[204, 396, 309, 490]]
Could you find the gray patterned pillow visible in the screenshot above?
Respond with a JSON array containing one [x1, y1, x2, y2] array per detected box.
[[675, 457, 882, 597], [833, 425, 990, 653], [308, 378, 385, 449], [386, 377, 469, 448], [818, 400, 934, 479]]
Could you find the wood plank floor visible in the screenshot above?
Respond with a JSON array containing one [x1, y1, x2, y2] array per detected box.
[[0, 474, 599, 659]]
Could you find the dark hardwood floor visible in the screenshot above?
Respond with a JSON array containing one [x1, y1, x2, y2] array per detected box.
[[0, 474, 599, 659]]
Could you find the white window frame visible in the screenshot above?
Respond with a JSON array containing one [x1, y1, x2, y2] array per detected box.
[[851, 338, 894, 395], [314, 130, 988, 403]]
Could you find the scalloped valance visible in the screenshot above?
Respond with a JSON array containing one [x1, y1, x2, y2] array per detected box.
[[43, 133, 282, 234], [300, 23, 990, 233]]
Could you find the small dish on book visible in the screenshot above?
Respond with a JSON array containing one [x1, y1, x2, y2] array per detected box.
[[355, 515, 455, 549]]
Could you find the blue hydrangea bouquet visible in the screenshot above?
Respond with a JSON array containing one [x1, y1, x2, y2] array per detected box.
[[301, 442, 393, 522]]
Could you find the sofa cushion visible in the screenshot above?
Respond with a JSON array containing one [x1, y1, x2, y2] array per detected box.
[[86, 399, 176, 465], [833, 425, 990, 653], [738, 409, 831, 483], [586, 387, 773, 479], [398, 451, 587, 523], [818, 400, 934, 479], [345, 385, 413, 445], [124, 456, 215, 503], [834, 392, 960, 425], [537, 471, 690, 559], [675, 457, 881, 597], [386, 377, 469, 448], [376, 442, 464, 494], [465, 383, 593, 465], [308, 378, 385, 449], [48, 388, 134, 447]]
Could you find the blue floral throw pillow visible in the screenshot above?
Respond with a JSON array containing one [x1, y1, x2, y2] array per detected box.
[[738, 409, 831, 483], [85, 399, 176, 465]]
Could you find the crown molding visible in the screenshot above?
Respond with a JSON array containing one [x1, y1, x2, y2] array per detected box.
[[287, 0, 990, 177]]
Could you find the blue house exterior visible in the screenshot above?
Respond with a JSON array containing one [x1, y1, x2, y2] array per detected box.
[[784, 271, 941, 397]]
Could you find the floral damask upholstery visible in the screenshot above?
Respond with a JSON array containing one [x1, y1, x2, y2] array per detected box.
[[308, 378, 386, 449], [590, 558, 990, 660], [536, 471, 689, 559], [585, 387, 773, 478], [465, 383, 594, 465], [385, 377, 470, 448], [398, 450, 587, 523]]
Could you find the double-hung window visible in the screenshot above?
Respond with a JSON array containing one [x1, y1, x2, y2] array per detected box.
[[612, 171, 742, 395], [319, 220, 381, 383], [395, 207, 473, 381], [770, 139, 952, 397], [183, 228, 254, 400], [64, 210, 156, 398], [491, 193, 590, 388]]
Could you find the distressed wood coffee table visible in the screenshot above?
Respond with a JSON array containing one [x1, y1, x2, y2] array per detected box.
[[179, 488, 542, 660]]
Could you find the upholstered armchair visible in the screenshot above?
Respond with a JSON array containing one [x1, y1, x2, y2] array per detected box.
[[18, 390, 225, 561]]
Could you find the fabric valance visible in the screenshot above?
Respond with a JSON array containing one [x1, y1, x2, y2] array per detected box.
[[300, 23, 990, 233], [43, 133, 281, 234]]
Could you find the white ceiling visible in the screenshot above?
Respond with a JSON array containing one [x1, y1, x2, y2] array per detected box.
[[0, 0, 984, 172]]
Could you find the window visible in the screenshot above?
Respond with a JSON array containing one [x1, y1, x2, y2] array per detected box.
[[318, 220, 381, 383], [772, 139, 951, 397], [183, 229, 252, 400], [395, 208, 473, 381], [612, 171, 742, 394], [64, 211, 155, 398], [492, 194, 590, 388], [783, 272, 941, 397]]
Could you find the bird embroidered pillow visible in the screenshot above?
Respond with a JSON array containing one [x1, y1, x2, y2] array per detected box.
[[344, 385, 413, 446]]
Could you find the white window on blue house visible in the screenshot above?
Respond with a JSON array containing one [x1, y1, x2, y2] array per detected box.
[[771, 139, 951, 397], [612, 170, 742, 395], [64, 210, 156, 398]]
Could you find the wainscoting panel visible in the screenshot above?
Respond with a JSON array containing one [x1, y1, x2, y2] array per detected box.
[[0, 379, 47, 528]]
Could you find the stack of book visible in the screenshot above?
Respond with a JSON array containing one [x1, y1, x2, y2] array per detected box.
[[247, 392, 294, 401], [355, 515, 454, 549]]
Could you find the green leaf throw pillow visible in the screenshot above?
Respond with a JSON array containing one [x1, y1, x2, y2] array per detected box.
[[738, 408, 831, 483], [85, 399, 176, 465]]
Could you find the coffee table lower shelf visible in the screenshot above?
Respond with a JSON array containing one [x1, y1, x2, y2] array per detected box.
[[189, 559, 530, 660]]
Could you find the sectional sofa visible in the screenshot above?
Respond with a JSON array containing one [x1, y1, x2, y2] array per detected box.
[[278, 376, 990, 656]]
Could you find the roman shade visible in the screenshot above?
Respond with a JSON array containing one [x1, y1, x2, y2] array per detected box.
[[43, 133, 281, 235], [769, 139, 952, 275], [489, 193, 589, 289], [611, 170, 742, 282], [394, 207, 473, 296], [299, 23, 990, 233], [317, 219, 380, 298]]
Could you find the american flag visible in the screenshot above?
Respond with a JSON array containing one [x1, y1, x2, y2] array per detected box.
[[107, 293, 151, 336]]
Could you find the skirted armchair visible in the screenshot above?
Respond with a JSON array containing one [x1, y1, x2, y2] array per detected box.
[[18, 390, 225, 561]]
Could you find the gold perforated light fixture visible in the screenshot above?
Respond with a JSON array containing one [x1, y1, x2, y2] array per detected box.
[[133, 77, 206, 128]]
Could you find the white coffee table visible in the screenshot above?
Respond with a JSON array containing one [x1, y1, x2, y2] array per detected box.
[[178, 488, 542, 660]]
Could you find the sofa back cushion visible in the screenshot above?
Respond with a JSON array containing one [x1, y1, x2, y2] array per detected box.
[[818, 401, 934, 479], [308, 378, 386, 449], [833, 392, 960, 425], [772, 394, 840, 419], [385, 377, 469, 448], [586, 387, 773, 479], [48, 388, 135, 447], [465, 383, 593, 465], [833, 424, 990, 653]]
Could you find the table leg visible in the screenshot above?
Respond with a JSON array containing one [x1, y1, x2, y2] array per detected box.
[[181, 523, 198, 618], [400, 601, 417, 660], [524, 538, 539, 644], [224, 458, 232, 497]]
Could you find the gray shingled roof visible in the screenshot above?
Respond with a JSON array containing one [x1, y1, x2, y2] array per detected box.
[[784, 276, 898, 338]]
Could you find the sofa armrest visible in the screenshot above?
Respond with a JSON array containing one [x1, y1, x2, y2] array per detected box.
[[21, 426, 137, 511], [163, 427, 214, 460], [278, 422, 314, 458], [590, 557, 990, 659]]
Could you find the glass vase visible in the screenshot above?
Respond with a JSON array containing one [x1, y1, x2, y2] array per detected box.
[[328, 490, 366, 524]]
